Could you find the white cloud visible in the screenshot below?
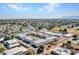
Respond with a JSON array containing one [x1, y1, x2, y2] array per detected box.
[[8, 4, 19, 10], [45, 3, 58, 12], [38, 8, 43, 11], [38, 3, 59, 13], [23, 8, 29, 11], [7, 4, 29, 11]]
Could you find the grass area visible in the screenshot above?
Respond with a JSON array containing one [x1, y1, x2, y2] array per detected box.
[[0, 43, 6, 53], [51, 27, 65, 32]]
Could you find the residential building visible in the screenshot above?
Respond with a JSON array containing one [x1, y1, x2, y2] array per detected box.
[[3, 39, 20, 49], [52, 47, 71, 55], [63, 34, 73, 40], [16, 31, 58, 47], [42, 31, 62, 37], [2, 46, 27, 55], [0, 37, 4, 42], [76, 53, 79, 55]]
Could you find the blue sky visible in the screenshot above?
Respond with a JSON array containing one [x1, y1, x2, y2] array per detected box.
[[0, 3, 79, 19]]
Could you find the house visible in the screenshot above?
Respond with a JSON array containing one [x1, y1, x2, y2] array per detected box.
[[43, 31, 62, 37], [16, 34, 26, 40], [73, 26, 79, 30], [0, 37, 4, 42], [39, 28, 48, 33], [76, 53, 79, 55], [2, 46, 27, 55], [63, 34, 73, 40], [52, 47, 71, 55], [32, 36, 57, 47], [61, 26, 68, 28], [3, 39, 20, 49], [32, 39, 48, 47]]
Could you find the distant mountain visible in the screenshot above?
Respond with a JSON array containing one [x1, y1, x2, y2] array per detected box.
[[0, 16, 79, 21], [60, 16, 79, 19]]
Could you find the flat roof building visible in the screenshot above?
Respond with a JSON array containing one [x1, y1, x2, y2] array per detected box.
[[42, 31, 62, 37], [16, 31, 58, 47], [73, 26, 79, 29], [0, 37, 4, 42], [63, 34, 73, 40], [52, 47, 71, 55], [2, 46, 27, 55], [3, 39, 20, 49], [76, 53, 79, 55]]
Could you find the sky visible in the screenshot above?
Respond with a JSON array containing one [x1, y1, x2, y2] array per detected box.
[[0, 3, 79, 19]]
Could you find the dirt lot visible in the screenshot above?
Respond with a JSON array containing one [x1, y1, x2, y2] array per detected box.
[[51, 26, 79, 37], [67, 28, 79, 37]]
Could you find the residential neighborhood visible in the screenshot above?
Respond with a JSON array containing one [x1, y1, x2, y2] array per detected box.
[[0, 19, 79, 55], [0, 3, 79, 55]]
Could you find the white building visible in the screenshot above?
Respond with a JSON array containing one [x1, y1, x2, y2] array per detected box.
[[76, 53, 79, 55], [73, 26, 79, 30], [3, 39, 20, 49], [61, 26, 68, 28], [16, 32, 58, 47], [2, 46, 27, 55], [63, 34, 73, 40], [52, 47, 71, 55], [72, 39, 79, 44], [16, 34, 26, 40], [39, 28, 48, 33], [0, 37, 4, 42], [42, 31, 62, 37]]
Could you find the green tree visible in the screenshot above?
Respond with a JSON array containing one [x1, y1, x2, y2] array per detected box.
[[62, 29, 68, 34], [71, 25, 74, 28], [26, 48, 35, 55], [48, 44, 51, 48], [66, 41, 73, 49], [0, 47, 5, 53], [37, 45, 44, 54], [70, 49, 75, 55], [20, 28, 22, 32], [38, 26, 43, 30], [4, 35, 11, 41], [0, 44, 5, 53], [49, 42, 53, 45], [67, 41, 71, 45], [72, 34, 78, 40], [59, 29, 62, 32], [10, 34, 14, 39]]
